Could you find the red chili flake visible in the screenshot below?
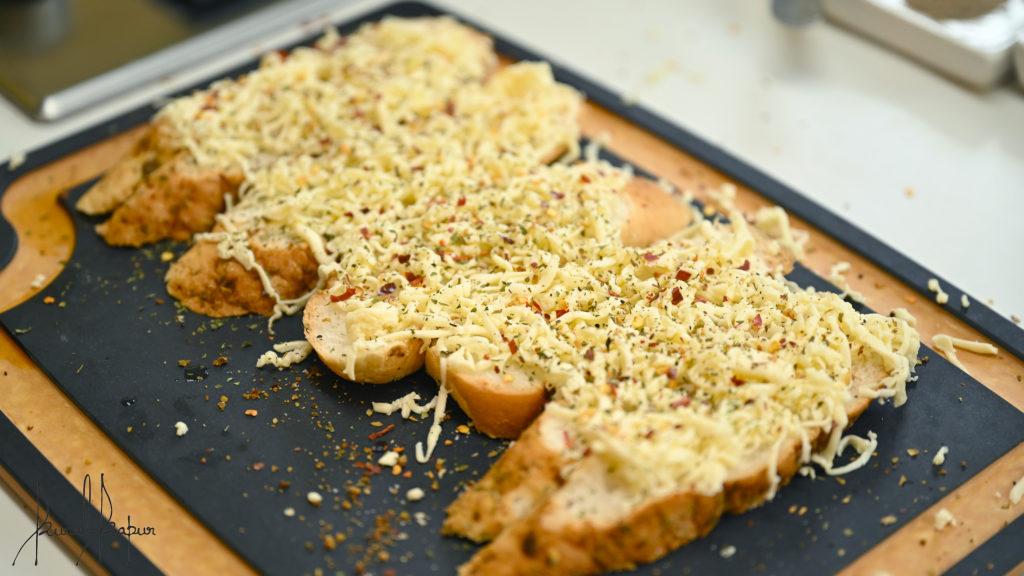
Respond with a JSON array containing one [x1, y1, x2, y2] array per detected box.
[[752, 314, 763, 328], [642, 252, 659, 262], [675, 269, 692, 281], [360, 227, 370, 239], [445, 100, 455, 115], [367, 423, 395, 440], [344, 211, 354, 218], [645, 429, 656, 439], [731, 376, 746, 386], [695, 295, 708, 303], [670, 396, 691, 409], [580, 174, 592, 184], [457, 197, 467, 207], [330, 287, 357, 302], [276, 49, 290, 60], [551, 191, 565, 200], [666, 366, 678, 379], [404, 273, 423, 287], [506, 339, 518, 355], [706, 267, 716, 275], [563, 430, 574, 449], [584, 348, 595, 361], [555, 308, 568, 319], [671, 287, 684, 305], [378, 282, 397, 296], [396, 254, 410, 264], [739, 259, 751, 271], [501, 235, 514, 245], [529, 300, 544, 315]]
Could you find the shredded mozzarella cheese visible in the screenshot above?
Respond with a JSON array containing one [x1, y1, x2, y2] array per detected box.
[[256, 340, 313, 369]]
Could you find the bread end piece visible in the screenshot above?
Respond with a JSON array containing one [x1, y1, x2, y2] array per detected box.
[[425, 349, 546, 439]]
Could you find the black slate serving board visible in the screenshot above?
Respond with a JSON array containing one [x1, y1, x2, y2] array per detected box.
[[1, 2, 1023, 575]]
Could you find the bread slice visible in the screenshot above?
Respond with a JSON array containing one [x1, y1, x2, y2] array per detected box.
[[165, 236, 317, 317], [443, 409, 567, 541], [425, 350, 547, 439], [455, 360, 887, 576], [302, 290, 425, 384], [76, 127, 161, 216]]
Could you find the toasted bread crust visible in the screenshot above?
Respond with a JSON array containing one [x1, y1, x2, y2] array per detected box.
[[95, 154, 243, 246], [166, 239, 317, 317], [619, 179, 692, 247], [443, 413, 564, 542], [460, 474, 723, 576], [303, 291, 425, 384], [77, 151, 158, 216], [425, 350, 547, 439]]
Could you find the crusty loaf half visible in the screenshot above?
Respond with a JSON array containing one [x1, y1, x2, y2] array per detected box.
[[455, 360, 887, 576]]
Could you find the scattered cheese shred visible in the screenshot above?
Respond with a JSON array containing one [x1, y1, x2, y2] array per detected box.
[[927, 278, 949, 305], [256, 340, 313, 369], [829, 261, 867, 304], [372, 392, 436, 418], [932, 446, 948, 466], [753, 206, 807, 259], [961, 294, 970, 308], [932, 334, 998, 375], [891, 307, 917, 327]]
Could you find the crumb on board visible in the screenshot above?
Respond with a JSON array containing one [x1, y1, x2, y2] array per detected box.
[[934, 508, 956, 530], [932, 446, 948, 467], [378, 450, 399, 467], [720, 545, 736, 559], [880, 514, 898, 526], [406, 487, 425, 502], [283, 507, 295, 517], [961, 294, 970, 308], [174, 421, 188, 437], [30, 274, 46, 289], [307, 491, 323, 507]]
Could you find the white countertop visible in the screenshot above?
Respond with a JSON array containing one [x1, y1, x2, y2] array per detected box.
[[1, 0, 1022, 573]]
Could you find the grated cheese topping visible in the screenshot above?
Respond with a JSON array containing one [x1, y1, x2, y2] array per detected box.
[[158, 17, 498, 175], [291, 157, 920, 497]]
